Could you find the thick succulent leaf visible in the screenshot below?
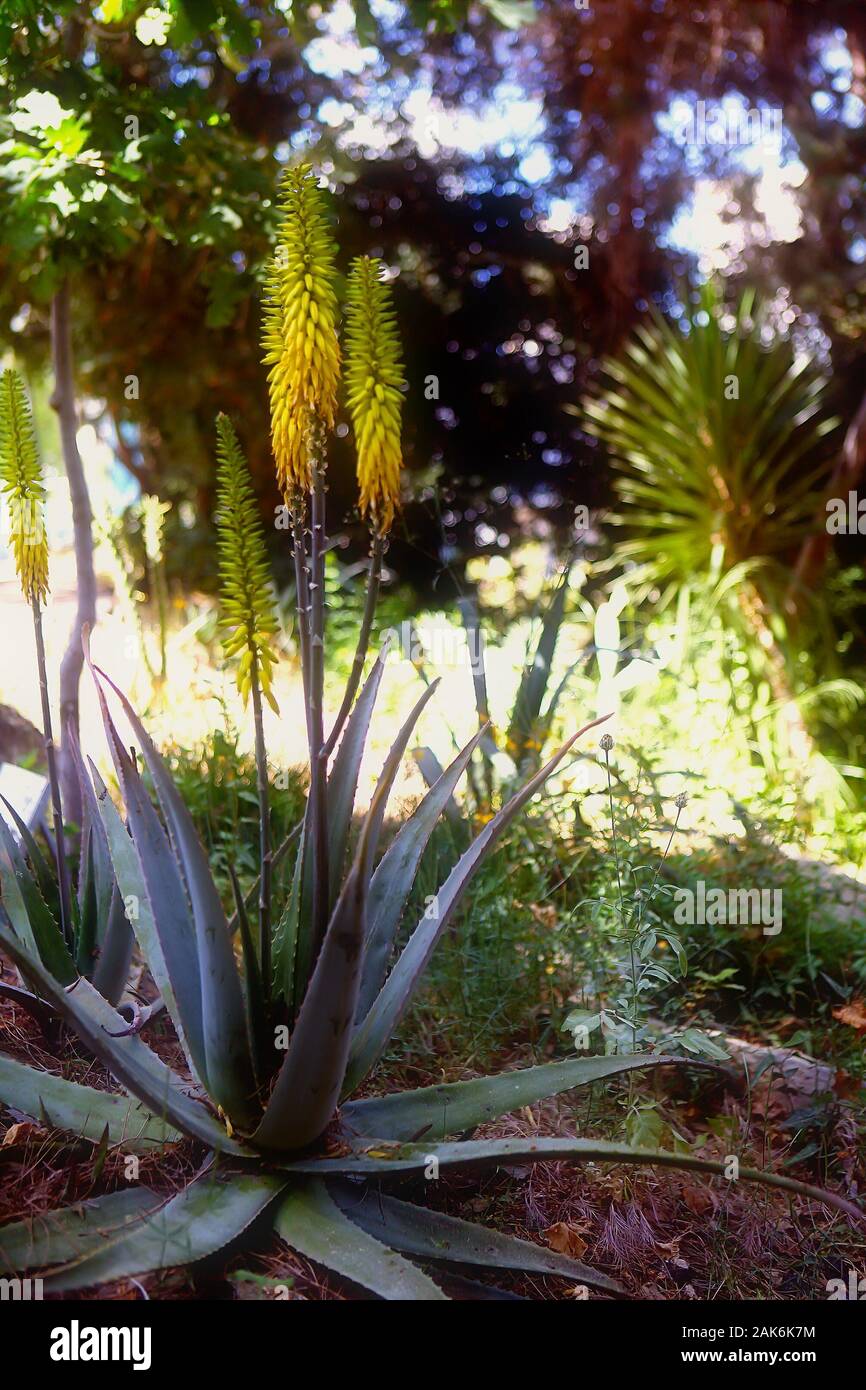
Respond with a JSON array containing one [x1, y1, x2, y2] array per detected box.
[[325, 647, 388, 904], [74, 832, 99, 976], [0, 794, 55, 906], [0, 980, 57, 1028], [44, 1174, 285, 1292], [254, 703, 421, 1152], [360, 679, 440, 871], [456, 596, 497, 764], [87, 695, 208, 1090], [507, 571, 569, 759], [0, 822, 38, 960], [285, 1137, 866, 1226], [0, 812, 75, 984], [0, 924, 251, 1156], [342, 1054, 722, 1143], [411, 747, 466, 833], [0, 1052, 179, 1150], [93, 667, 256, 1124], [228, 862, 268, 1085], [252, 856, 368, 1152], [71, 742, 133, 1004], [90, 884, 134, 1008], [70, 737, 115, 951], [345, 714, 613, 1092], [457, 595, 490, 725], [91, 761, 204, 1086], [357, 725, 488, 1021], [272, 820, 306, 1014], [0, 1189, 161, 1276], [275, 1179, 448, 1300], [329, 1182, 621, 1293]]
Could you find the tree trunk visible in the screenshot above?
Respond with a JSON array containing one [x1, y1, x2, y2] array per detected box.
[[50, 280, 97, 827], [737, 581, 813, 767], [789, 386, 866, 611]]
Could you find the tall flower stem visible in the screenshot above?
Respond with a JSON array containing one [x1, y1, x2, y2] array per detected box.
[[213, 412, 281, 997], [250, 667, 271, 997], [291, 506, 313, 750], [309, 444, 330, 951], [30, 596, 73, 947], [323, 533, 383, 759]]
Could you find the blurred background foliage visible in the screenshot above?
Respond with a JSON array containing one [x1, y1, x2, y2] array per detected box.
[[2, 0, 865, 594], [1, 0, 865, 845]]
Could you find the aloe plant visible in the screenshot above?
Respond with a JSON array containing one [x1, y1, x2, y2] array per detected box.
[[409, 564, 588, 825], [0, 371, 132, 1016], [1, 173, 861, 1299]]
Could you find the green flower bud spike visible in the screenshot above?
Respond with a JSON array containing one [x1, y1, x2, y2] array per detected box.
[[0, 368, 49, 605], [0, 368, 72, 945], [215, 413, 281, 715]]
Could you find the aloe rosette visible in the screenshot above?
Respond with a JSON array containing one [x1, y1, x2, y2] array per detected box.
[[1, 673, 862, 1297]]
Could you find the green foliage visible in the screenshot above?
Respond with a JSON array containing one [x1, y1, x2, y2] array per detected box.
[[0, 737, 132, 1006], [215, 414, 281, 711], [383, 818, 567, 1068], [584, 283, 839, 616], [663, 839, 866, 1014], [560, 746, 726, 1069], [162, 726, 306, 897], [0, 11, 277, 311]]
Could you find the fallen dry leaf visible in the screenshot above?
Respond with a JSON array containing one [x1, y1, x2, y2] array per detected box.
[[682, 1183, 715, 1216], [544, 1222, 589, 1259], [656, 1236, 682, 1260], [2, 1121, 45, 1147], [833, 1000, 866, 1032]]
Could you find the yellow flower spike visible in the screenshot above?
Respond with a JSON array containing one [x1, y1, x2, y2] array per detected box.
[[0, 369, 49, 605], [262, 165, 341, 496], [215, 414, 281, 713], [344, 256, 405, 534]]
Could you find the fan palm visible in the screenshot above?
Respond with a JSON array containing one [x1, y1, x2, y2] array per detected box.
[[582, 282, 840, 761], [583, 282, 838, 610]]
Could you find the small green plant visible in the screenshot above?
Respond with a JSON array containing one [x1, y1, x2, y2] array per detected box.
[[563, 737, 727, 1067]]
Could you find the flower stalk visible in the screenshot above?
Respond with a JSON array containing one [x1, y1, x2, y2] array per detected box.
[[309, 436, 329, 952], [215, 414, 281, 989], [0, 369, 73, 945], [323, 533, 384, 759]]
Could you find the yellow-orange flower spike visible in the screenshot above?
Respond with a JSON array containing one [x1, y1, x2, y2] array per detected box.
[[345, 256, 405, 534], [262, 165, 340, 496], [0, 369, 49, 605]]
